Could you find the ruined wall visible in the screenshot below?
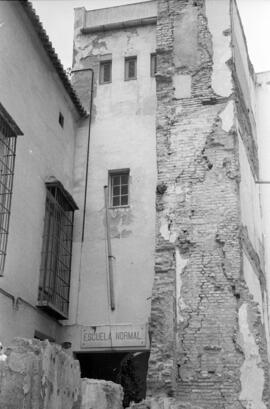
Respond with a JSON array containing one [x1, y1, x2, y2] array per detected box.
[[0, 338, 126, 409], [81, 379, 123, 409], [147, 0, 270, 408], [0, 338, 81, 409]]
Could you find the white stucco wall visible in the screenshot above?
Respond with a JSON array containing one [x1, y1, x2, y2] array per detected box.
[[0, 2, 79, 344], [238, 136, 263, 256], [67, 8, 157, 352], [256, 71, 270, 333], [231, 0, 256, 136]]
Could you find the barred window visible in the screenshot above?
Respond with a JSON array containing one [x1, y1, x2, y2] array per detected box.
[[109, 170, 129, 207], [0, 103, 22, 275], [38, 180, 78, 319]]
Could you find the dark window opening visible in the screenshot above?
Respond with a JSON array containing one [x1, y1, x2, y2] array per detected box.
[[76, 351, 150, 408], [37, 180, 78, 319], [125, 57, 137, 80], [150, 53, 157, 77], [100, 61, 112, 84], [109, 170, 129, 207], [59, 112, 64, 128]]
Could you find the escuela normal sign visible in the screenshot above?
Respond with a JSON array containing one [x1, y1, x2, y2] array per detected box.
[[81, 324, 146, 348]]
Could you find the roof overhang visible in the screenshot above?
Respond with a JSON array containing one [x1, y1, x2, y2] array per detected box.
[[20, 1, 87, 118]]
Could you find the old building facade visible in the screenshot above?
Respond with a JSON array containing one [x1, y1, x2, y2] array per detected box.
[[1, 0, 270, 408], [0, 0, 86, 344]]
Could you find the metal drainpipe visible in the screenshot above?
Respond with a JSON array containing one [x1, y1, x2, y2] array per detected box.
[[71, 67, 94, 242], [104, 185, 116, 311]]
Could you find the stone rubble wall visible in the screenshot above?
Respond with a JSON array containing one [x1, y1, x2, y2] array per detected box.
[[0, 338, 124, 409], [0, 338, 81, 409], [81, 378, 123, 409]]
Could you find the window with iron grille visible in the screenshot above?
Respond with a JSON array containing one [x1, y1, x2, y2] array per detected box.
[[38, 180, 78, 319], [0, 103, 22, 275], [100, 60, 112, 84], [109, 170, 129, 207], [125, 57, 137, 81]]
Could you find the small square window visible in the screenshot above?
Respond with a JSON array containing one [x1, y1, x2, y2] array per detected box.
[[109, 170, 129, 207], [150, 53, 157, 77], [125, 57, 137, 81], [100, 61, 112, 84]]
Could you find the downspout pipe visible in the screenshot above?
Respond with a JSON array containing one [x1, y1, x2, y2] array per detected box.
[[71, 67, 94, 242], [104, 185, 116, 311]]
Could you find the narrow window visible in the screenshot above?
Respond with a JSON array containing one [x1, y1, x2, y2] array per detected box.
[[0, 103, 22, 275], [150, 53, 157, 77], [37, 180, 78, 319], [100, 60, 112, 84], [59, 112, 64, 128], [109, 170, 129, 207], [125, 57, 137, 81]]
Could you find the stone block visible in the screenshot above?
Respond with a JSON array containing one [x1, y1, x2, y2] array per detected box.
[[81, 378, 123, 409]]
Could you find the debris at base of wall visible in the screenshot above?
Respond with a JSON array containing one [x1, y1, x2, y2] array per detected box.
[[81, 378, 123, 409], [0, 338, 125, 409], [0, 338, 81, 409]]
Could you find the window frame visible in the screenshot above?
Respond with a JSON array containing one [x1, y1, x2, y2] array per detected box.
[[109, 169, 130, 208], [99, 60, 112, 84], [125, 57, 137, 81], [37, 180, 78, 319]]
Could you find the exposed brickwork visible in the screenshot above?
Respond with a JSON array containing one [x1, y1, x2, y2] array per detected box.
[[147, 1, 270, 408]]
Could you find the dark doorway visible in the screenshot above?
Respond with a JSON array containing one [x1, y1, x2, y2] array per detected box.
[[76, 351, 150, 407]]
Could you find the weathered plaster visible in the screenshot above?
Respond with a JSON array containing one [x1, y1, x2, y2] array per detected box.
[[219, 100, 234, 132], [243, 251, 263, 320], [205, 0, 233, 97], [173, 74, 191, 99], [175, 248, 188, 323], [71, 6, 157, 342], [239, 303, 266, 409], [173, 5, 199, 70]]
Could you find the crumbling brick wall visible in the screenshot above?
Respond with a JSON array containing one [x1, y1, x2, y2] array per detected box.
[[147, 0, 270, 408]]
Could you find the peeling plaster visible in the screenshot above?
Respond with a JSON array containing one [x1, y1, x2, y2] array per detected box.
[[160, 216, 177, 243], [175, 248, 188, 323], [219, 100, 234, 132], [205, 0, 232, 97], [173, 74, 191, 99], [239, 303, 266, 409], [243, 251, 263, 321]]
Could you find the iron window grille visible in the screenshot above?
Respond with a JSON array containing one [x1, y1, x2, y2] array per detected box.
[[109, 170, 129, 207], [125, 57, 137, 81], [0, 103, 22, 275], [100, 60, 112, 84], [38, 180, 78, 319]]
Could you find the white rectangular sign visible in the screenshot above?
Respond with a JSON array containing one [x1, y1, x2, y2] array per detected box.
[[81, 324, 146, 349]]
